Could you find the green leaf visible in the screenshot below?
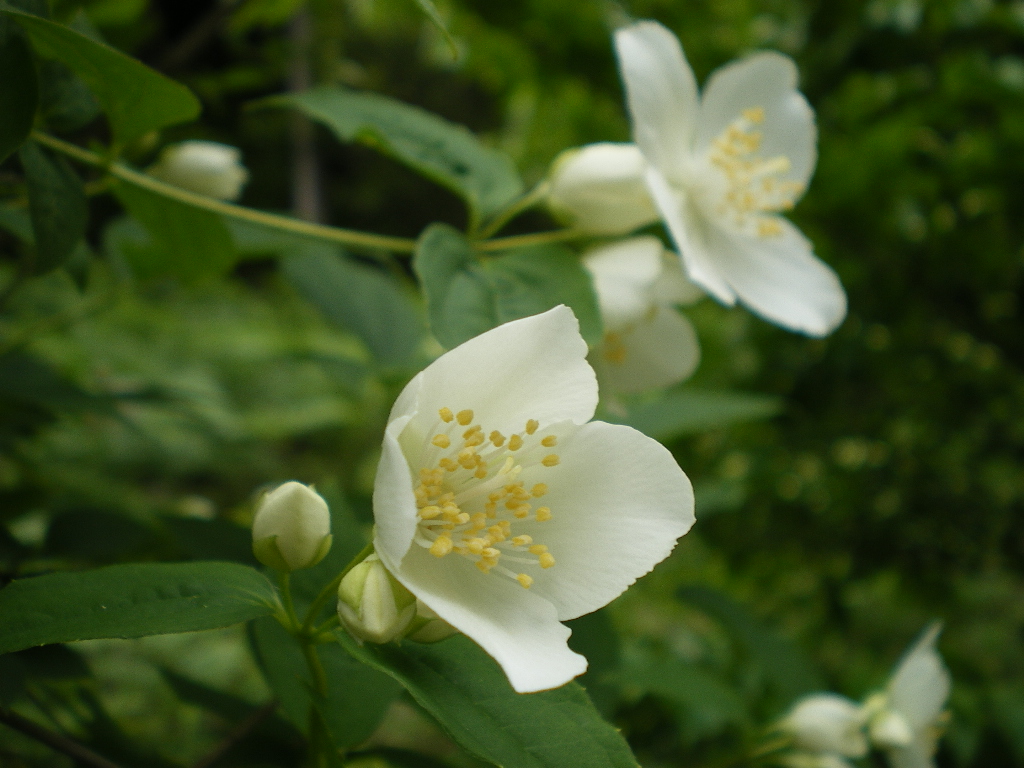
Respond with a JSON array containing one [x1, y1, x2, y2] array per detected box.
[[410, 0, 459, 59], [338, 633, 639, 768], [282, 244, 425, 370], [0, 205, 33, 241], [250, 616, 400, 748], [4, 8, 199, 146], [18, 141, 87, 273], [614, 389, 782, 441], [113, 182, 236, 281], [0, 562, 278, 655], [269, 86, 523, 223], [414, 223, 602, 348], [677, 585, 823, 705], [0, 22, 37, 162]]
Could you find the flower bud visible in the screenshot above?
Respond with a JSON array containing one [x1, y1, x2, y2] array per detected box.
[[780, 694, 868, 757], [149, 140, 249, 201], [545, 143, 659, 236], [405, 599, 459, 643], [869, 708, 914, 748], [251, 482, 332, 572], [337, 555, 416, 644]]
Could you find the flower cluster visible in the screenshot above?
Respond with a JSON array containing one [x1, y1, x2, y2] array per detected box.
[[780, 624, 950, 768]]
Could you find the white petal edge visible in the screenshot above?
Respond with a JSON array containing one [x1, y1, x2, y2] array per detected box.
[[695, 52, 817, 191], [583, 236, 664, 329], [390, 540, 587, 693], [405, 306, 598, 440], [615, 21, 699, 179], [645, 166, 737, 304], [598, 306, 700, 394], [373, 413, 420, 570], [698, 216, 847, 336], [546, 143, 660, 235], [888, 622, 950, 731], [521, 420, 694, 620]]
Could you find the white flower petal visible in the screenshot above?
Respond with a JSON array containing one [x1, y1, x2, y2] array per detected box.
[[615, 21, 698, 178], [393, 543, 587, 693], [406, 306, 598, 439], [546, 144, 659, 235], [645, 166, 737, 304], [583, 236, 664, 329], [783, 693, 869, 757], [652, 251, 705, 306], [886, 742, 937, 768], [698, 217, 847, 336], [696, 52, 816, 191], [522, 420, 694, 620], [888, 623, 950, 731], [597, 306, 700, 394], [374, 413, 420, 569]]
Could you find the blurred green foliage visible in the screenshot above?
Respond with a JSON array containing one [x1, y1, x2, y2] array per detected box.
[[1, 0, 1022, 766]]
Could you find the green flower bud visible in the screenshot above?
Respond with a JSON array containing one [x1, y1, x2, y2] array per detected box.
[[337, 555, 416, 644], [406, 599, 459, 644], [252, 482, 332, 572]]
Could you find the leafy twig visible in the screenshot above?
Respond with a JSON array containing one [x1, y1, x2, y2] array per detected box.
[[0, 708, 125, 768]]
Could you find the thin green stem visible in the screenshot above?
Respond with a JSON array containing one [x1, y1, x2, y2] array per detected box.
[[277, 572, 299, 632], [476, 227, 585, 252], [30, 132, 418, 257], [475, 181, 550, 240]]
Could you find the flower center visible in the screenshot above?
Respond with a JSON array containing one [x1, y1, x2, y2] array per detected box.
[[707, 107, 805, 238], [411, 407, 561, 589]]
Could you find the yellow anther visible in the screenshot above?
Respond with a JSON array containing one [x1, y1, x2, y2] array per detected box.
[[463, 424, 482, 437], [541, 435, 558, 447], [499, 520, 512, 535], [508, 434, 524, 451], [757, 219, 783, 238], [456, 512, 470, 524], [541, 454, 560, 467], [456, 409, 474, 426], [534, 507, 552, 522], [516, 573, 533, 589], [513, 505, 531, 519], [505, 499, 522, 510], [512, 535, 533, 547], [440, 458, 458, 472], [489, 431, 506, 447], [471, 513, 487, 529], [539, 553, 555, 569], [439, 407, 454, 422], [419, 505, 441, 520], [488, 524, 506, 542], [525, 419, 539, 435], [466, 538, 487, 555], [531, 483, 548, 497], [430, 536, 453, 557], [484, 501, 497, 516], [743, 106, 765, 123], [474, 467, 488, 479], [476, 560, 493, 573], [482, 547, 500, 559], [529, 544, 548, 554], [438, 492, 455, 504], [432, 434, 451, 448]]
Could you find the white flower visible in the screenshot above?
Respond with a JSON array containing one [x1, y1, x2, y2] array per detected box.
[[613, 21, 846, 336], [781, 693, 869, 757], [252, 482, 332, 572], [546, 143, 660, 235], [583, 236, 701, 393], [867, 623, 951, 768], [337, 554, 417, 644], [372, 306, 694, 693], [149, 140, 249, 201]]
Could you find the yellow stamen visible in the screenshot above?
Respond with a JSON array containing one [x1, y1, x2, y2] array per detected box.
[[440, 458, 458, 472], [531, 483, 548, 497], [508, 434, 523, 451], [512, 535, 532, 547], [529, 544, 548, 555], [742, 106, 765, 123], [535, 507, 552, 522], [539, 553, 555, 569], [542, 454, 560, 467], [541, 435, 558, 447], [432, 434, 451, 448], [466, 538, 487, 555], [489, 430, 505, 447], [525, 419, 539, 435], [516, 573, 533, 589], [439, 407, 454, 422], [474, 467, 488, 479], [456, 409, 474, 426], [430, 536, 453, 557], [419, 505, 441, 520]]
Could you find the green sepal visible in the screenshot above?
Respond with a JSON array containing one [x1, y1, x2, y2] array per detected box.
[[252, 534, 291, 572]]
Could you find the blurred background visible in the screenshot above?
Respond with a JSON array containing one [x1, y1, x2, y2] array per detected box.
[[1, 0, 1022, 766]]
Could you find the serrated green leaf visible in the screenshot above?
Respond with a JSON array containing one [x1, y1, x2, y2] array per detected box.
[[113, 182, 236, 281], [250, 616, 400, 748], [0, 562, 278, 655], [614, 389, 782, 441], [18, 141, 87, 273], [281, 244, 425, 370], [338, 633, 639, 768], [4, 8, 199, 146], [0, 24, 37, 162], [270, 86, 522, 223], [414, 223, 602, 348]]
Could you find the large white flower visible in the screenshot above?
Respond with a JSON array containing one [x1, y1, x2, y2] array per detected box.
[[612, 21, 846, 336], [583, 236, 702, 394], [372, 306, 694, 693], [867, 623, 951, 768]]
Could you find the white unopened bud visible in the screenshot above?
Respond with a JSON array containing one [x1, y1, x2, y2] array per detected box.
[[337, 555, 416, 644], [869, 708, 914, 748], [149, 140, 249, 201], [251, 482, 332, 572], [546, 143, 659, 235], [405, 599, 459, 643], [781, 694, 869, 757]]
